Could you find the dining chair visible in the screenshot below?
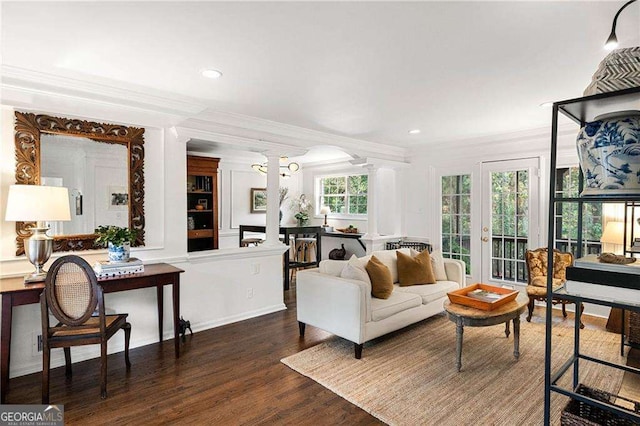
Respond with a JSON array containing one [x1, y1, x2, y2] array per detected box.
[[41, 255, 131, 403]]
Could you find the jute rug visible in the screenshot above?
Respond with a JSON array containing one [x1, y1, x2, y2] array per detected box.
[[281, 314, 624, 425]]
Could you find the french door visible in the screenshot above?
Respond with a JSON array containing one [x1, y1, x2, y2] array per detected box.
[[480, 158, 540, 286]]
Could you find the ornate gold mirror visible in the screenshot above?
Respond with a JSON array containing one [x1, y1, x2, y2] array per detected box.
[[14, 111, 145, 255]]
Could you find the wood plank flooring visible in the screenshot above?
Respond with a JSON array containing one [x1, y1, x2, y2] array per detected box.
[[4, 288, 626, 425]]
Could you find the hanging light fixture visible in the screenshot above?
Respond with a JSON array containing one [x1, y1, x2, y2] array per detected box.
[[251, 156, 300, 178], [604, 0, 637, 50]]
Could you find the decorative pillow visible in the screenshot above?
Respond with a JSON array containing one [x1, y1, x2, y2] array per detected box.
[[430, 249, 448, 281], [365, 255, 394, 299], [371, 248, 410, 283], [340, 258, 371, 285], [397, 250, 436, 286]]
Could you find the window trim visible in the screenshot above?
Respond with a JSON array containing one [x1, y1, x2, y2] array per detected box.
[[314, 172, 368, 219]]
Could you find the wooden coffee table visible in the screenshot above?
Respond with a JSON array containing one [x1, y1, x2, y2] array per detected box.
[[444, 292, 528, 372]]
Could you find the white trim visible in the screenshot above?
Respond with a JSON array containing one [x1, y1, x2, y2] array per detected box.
[[1, 65, 207, 117]]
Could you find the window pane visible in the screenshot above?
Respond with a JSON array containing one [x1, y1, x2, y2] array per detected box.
[[441, 174, 472, 275]]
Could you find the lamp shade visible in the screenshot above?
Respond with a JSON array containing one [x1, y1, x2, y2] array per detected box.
[[5, 185, 71, 222], [320, 206, 331, 215], [600, 221, 625, 244]]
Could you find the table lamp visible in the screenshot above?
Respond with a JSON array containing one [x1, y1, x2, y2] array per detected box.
[[320, 206, 331, 228], [600, 221, 625, 254], [5, 185, 71, 282]]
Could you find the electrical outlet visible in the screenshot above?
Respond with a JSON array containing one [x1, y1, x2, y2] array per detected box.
[[32, 332, 43, 356], [246, 288, 254, 299], [251, 263, 260, 275]]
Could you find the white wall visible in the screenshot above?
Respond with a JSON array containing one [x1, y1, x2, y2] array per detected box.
[[1, 105, 287, 379]]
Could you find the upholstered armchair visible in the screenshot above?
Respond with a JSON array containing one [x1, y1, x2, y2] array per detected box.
[[525, 247, 582, 327]]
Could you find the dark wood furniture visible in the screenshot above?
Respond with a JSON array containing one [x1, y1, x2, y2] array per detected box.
[[13, 111, 145, 254], [322, 231, 366, 251], [187, 155, 219, 252], [444, 293, 528, 372], [0, 262, 183, 403], [238, 225, 322, 290], [41, 255, 132, 402]]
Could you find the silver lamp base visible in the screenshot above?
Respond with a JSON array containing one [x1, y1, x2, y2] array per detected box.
[[24, 225, 53, 283]]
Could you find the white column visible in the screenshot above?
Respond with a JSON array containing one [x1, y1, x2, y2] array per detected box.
[[363, 164, 379, 239], [264, 154, 282, 246]]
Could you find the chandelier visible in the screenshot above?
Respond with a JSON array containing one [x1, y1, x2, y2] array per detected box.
[[251, 157, 300, 178]]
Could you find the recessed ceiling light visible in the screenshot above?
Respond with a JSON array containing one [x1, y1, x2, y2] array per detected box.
[[202, 69, 223, 79], [539, 101, 553, 108], [408, 129, 421, 135]]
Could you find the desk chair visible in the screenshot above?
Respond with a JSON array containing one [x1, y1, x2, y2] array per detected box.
[[41, 255, 131, 403]]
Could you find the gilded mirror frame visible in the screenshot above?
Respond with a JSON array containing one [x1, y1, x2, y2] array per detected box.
[[13, 111, 145, 255]]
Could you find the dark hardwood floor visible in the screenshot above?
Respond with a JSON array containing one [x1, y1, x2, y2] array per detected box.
[[5, 286, 618, 425], [6, 286, 383, 425]]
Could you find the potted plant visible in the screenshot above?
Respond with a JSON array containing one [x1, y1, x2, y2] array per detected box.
[[95, 225, 138, 262], [291, 194, 312, 226]]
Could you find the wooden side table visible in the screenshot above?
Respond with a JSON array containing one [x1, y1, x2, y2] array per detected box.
[[444, 293, 528, 372]]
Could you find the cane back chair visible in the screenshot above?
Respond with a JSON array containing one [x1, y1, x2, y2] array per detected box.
[[41, 255, 131, 403]]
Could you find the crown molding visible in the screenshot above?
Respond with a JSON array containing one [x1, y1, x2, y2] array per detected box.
[[1, 65, 207, 117], [407, 123, 578, 156], [188, 111, 406, 162], [176, 126, 307, 157]]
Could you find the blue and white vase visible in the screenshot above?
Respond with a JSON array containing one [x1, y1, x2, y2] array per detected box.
[[576, 112, 640, 195], [108, 242, 131, 263]]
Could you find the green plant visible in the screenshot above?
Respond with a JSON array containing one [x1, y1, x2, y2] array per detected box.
[[94, 225, 137, 247]]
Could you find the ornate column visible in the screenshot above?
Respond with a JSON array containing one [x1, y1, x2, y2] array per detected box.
[[264, 153, 283, 246]]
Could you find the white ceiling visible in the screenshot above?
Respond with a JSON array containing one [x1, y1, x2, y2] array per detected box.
[[2, 1, 639, 148]]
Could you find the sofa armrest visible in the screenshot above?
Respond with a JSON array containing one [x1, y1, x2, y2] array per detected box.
[[444, 258, 466, 288], [296, 268, 369, 344]]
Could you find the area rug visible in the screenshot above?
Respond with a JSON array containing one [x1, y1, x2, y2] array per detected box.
[[281, 314, 624, 425]]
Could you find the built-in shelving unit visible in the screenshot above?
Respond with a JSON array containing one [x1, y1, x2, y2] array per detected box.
[[187, 155, 219, 252], [545, 87, 640, 424]]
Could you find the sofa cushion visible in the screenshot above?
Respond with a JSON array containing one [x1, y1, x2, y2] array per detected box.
[[366, 256, 394, 299], [395, 280, 460, 304], [371, 248, 410, 283], [319, 259, 348, 277], [397, 250, 436, 286], [370, 291, 422, 321]]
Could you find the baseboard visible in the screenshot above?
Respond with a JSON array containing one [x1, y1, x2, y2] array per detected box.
[[11, 303, 288, 379]]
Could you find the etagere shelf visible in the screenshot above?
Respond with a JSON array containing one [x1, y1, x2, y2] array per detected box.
[[545, 86, 640, 425]]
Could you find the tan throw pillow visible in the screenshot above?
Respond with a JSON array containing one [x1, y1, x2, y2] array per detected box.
[[397, 250, 436, 286], [365, 255, 394, 299]]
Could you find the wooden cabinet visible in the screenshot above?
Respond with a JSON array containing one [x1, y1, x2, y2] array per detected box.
[[187, 155, 219, 252]]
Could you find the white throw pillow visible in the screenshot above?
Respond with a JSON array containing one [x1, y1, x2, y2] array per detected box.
[[340, 254, 371, 285], [430, 249, 448, 281], [340, 262, 371, 285]]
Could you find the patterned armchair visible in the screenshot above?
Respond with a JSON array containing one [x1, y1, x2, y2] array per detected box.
[[525, 247, 583, 327]]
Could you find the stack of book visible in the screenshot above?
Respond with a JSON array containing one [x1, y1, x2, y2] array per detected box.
[[93, 258, 144, 279]]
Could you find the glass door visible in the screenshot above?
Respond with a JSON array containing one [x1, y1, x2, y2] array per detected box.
[[481, 158, 540, 285]]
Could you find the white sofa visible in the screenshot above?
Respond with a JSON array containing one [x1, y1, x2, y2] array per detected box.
[[296, 249, 466, 358]]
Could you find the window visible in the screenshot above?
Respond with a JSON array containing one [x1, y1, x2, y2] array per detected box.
[[555, 167, 602, 256], [317, 174, 368, 216], [441, 175, 471, 275]]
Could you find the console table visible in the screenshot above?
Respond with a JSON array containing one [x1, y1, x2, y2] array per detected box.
[[0, 262, 184, 403], [239, 225, 322, 290]]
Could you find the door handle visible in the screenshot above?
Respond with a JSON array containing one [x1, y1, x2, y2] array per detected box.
[[481, 236, 489, 242]]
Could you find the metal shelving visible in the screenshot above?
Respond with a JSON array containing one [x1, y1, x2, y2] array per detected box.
[[545, 86, 640, 425]]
